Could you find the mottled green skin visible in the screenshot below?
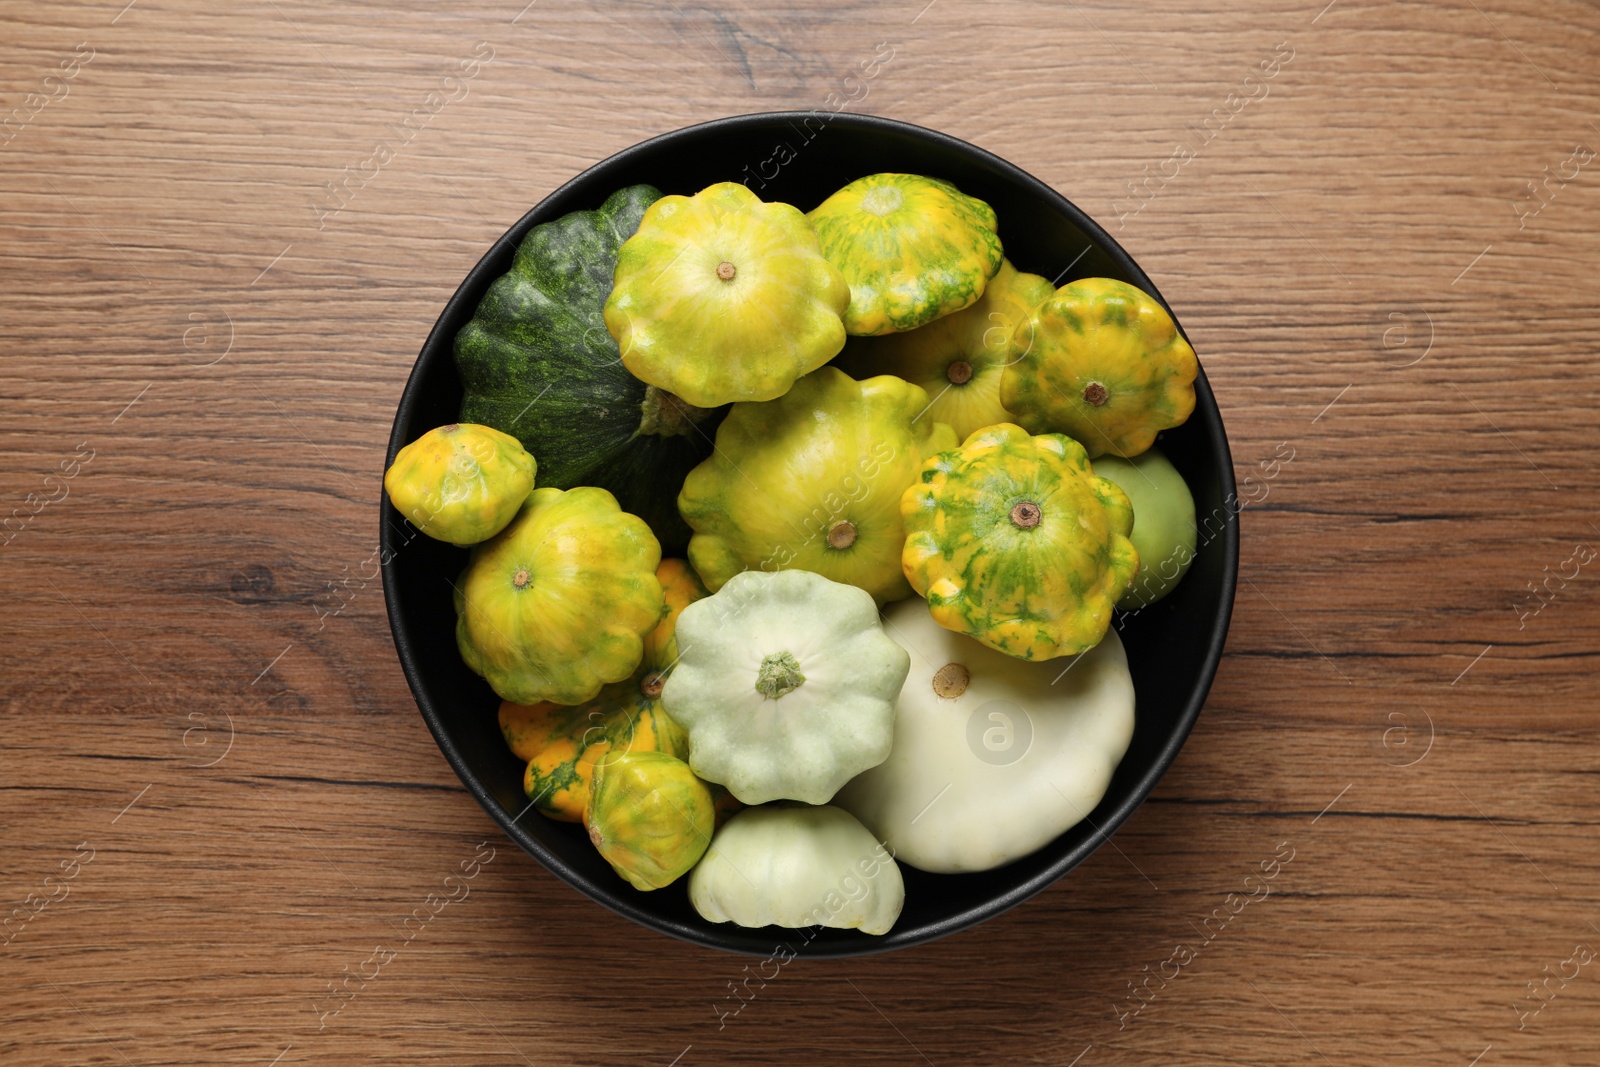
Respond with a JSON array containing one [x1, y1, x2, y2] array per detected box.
[[383, 423, 535, 546], [454, 184, 721, 555], [453, 486, 664, 706], [586, 750, 714, 892], [1001, 277, 1197, 459], [808, 173, 1004, 336], [900, 424, 1138, 660]]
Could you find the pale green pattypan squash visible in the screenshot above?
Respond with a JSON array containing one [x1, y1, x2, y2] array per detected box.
[[660, 568, 909, 805], [604, 181, 849, 407], [1090, 447, 1197, 609], [689, 804, 904, 935], [835, 596, 1135, 873]]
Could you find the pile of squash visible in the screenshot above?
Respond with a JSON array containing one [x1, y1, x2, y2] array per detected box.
[[384, 173, 1203, 937]]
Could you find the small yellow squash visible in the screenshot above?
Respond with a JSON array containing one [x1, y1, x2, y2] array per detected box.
[[1001, 277, 1198, 458], [586, 750, 714, 892], [383, 423, 535, 545]]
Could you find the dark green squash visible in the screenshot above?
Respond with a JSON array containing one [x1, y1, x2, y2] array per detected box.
[[454, 184, 723, 554]]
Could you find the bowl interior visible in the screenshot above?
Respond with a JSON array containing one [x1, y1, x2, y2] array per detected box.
[[382, 112, 1237, 957]]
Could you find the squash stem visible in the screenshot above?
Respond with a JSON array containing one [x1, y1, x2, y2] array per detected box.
[[1010, 502, 1042, 529], [932, 662, 970, 699], [639, 385, 714, 438], [755, 651, 805, 699]]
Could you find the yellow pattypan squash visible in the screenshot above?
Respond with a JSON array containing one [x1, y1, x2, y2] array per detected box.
[[497, 558, 705, 822], [1001, 277, 1198, 458], [383, 423, 535, 546], [808, 173, 1004, 336], [900, 423, 1138, 660], [678, 367, 958, 604], [837, 259, 1054, 439], [586, 750, 714, 891], [603, 181, 849, 408], [455, 486, 661, 706]]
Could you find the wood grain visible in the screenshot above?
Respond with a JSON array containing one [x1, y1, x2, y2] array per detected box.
[[3, 0, 1599, 1063]]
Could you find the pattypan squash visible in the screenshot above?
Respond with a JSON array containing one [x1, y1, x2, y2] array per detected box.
[[689, 804, 904, 935], [383, 423, 535, 545], [837, 259, 1054, 440], [678, 367, 957, 604], [807, 173, 1004, 335], [1000, 277, 1198, 458], [1091, 448, 1197, 609], [604, 181, 850, 408], [660, 568, 909, 805], [497, 558, 704, 821], [586, 750, 713, 891], [835, 596, 1135, 873], [455, 486, 662, 706], [455, 183, 719, 556], [900, 423, 1138, 660]]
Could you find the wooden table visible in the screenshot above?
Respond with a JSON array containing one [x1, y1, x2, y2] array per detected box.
[[4, 1, 1598, 1063]]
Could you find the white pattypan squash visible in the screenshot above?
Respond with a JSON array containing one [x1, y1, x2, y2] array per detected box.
[[689, 804, 904, 935], [661, 568, 909, 805], [835, 596, 1135, 873]]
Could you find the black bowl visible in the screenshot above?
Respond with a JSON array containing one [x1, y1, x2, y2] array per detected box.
[[382, 112, 1238, 958]]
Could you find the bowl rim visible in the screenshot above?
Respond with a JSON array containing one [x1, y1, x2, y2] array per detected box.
[[382, 109, 1239, 957]]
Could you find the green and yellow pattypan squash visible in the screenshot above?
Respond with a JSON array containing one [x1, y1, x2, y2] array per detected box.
[[661, 568, 910, 805], [455, 486, 662, 706], [835, 596, 1135, 873], [383, 423, 535, 545], [837, 259, 1054, 440], [1001, 277, 1198, 458], [678, 367, 958, 604], [1091, 447, 1197, 609], [586, 750, 714, 891], [497, 558, 704, 821], [807, 173, 1004, 335], [604, 181, 849, 408], [455, 183, 720, 556], [689, 804, 904, 935], [900, 423, 1138, 660]]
